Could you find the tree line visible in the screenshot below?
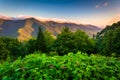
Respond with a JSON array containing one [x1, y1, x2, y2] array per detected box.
[[0, 21, 120, 61]]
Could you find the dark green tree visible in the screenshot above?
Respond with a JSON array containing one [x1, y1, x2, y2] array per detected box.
[[53, 27, 75, 55], [73, 30, 95, 54], [36, 26, 46, 52], [0, 39, 10, 60], [0, 37, 25, 60], [43, 30, 54, 52], [25, 38, 36, 54]]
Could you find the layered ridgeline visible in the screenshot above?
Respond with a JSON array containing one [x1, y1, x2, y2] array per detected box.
[[0, 17, 101, 41]]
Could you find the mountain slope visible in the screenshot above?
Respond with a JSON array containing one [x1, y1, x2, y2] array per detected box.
[[0, 17, 101, 41], [97, 21, 120, 37]]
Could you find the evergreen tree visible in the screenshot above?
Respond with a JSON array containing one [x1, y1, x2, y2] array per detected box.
[[53, 27, 75, 55], [26, 38, 36, 54], [36, 26, 46, 52], [43, 30, 54, 52]]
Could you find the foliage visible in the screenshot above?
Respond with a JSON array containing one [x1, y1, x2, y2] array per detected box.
[[0, 52, 120, 80], [43, 30, 55, 52], [73, 30, 95, 54], [95, 21, 120, 56], [25, 30, 54, 54], [0, 27, 55, 61], [48, 51, 58, 56], [53, 27, 75, 55], [53, 27, 95, 55], [0, 38, 10, 60], [25, 38, 36, 54], [0, 37, 25, 60], [36, 26, 46, 52]]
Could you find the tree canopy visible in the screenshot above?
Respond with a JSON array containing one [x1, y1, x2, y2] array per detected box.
[[53, 27, 95, 55], [95, 21, 120, 56]]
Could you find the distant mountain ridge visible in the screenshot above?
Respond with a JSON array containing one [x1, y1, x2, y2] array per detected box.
[[0, 16, 101, 41]]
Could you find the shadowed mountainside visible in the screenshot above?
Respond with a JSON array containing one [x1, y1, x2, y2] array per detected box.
[[0, 18, 101, 41]]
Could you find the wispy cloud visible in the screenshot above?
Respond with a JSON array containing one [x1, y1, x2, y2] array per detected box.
[[0, 15, 12, 20], [103, 2, 109, 7], [95, 5, 100, 8], [95, 2, 109, 9], [18, 15, 81, 24]]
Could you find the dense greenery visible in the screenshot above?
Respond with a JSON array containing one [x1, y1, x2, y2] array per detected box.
[[0, 37, 26, 60], [43, 30, 54, 52], [0, 52, 120, 80], [0, 22, 120, 58], [53, 27, 94, 55], [73, 29, 95, 54], [0, 27, 55, 61], [0, 26, 95, 60], [36, 26, 46, 52], [0, 22, 120, 79], [95, 21, 120, 56]]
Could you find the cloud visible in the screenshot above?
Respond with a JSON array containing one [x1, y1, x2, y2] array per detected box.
[[95, 5, 100, 8], [18, 15, 33, 19], [103, 2, 109, 7], [0, 15, 12, 20], [16, 15, 81, 24], [95, 2, 109, 9], [0, 14, 81, 24], [18, 15, 80, 24]]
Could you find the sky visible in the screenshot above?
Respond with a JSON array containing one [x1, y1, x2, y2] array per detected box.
[[0, 0, 120, 28]]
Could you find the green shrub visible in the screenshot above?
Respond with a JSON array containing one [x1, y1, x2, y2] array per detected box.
[[0, 52, 120, 80], [48, 51, 58, 56]]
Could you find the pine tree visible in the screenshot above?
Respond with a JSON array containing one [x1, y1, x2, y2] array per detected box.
[[36, 26, 46, 52]]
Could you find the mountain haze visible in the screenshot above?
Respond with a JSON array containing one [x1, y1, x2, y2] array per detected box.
[[0, 17, 101, 41]]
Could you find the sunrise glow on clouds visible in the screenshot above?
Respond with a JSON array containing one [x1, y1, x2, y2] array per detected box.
[[0, 0, 120, 28]]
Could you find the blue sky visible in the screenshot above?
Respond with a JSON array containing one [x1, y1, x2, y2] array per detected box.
[[0, 0, 120, 27]]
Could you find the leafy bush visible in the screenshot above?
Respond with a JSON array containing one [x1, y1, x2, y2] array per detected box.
[[0, 52, 120, 80], [48, 51, 58, 56]]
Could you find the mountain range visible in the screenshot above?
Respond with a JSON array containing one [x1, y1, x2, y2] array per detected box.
[[0, 16, 101, 41]]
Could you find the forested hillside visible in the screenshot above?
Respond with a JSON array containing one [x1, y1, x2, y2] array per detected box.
[[95, 21, 120, 56], [0, 21, 120, 80]]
